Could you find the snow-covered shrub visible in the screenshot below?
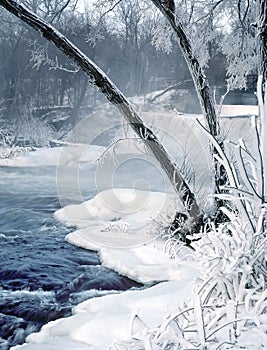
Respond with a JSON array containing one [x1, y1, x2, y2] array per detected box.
[[0, 119, 20, 159], [0, 145, 33, 159], [0, 103, 56, 158], [111, 81, 267, 349], [111, 211, 267, 349], [14, 105, 56, 147]]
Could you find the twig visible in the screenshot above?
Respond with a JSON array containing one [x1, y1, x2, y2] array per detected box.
[[51, 0, 75, 23], [193, 0, 226, 24], [99, 0, 124, 21], [147, 79, 192, 103]]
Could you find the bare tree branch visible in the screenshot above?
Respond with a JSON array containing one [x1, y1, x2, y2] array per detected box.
[[147, 79, 192, 103], [193, 0, 226, 25], [51, 0, 73, 23], [98, 0, 124, 22]]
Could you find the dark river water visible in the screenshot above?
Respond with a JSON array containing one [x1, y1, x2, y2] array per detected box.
[[0, 166, 141, 350]]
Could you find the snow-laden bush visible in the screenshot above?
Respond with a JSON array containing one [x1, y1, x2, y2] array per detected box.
[[0, 145, 33, 159], [111, 82, 267, 349], [111, 209, 267, 349], [14, 106, 56, 147], [0, 103, 56, 159]]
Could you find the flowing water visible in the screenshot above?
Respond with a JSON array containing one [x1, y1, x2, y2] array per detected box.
[[0, 165, 141, 350]]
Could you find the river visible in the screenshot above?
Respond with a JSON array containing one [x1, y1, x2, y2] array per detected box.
[[0, 165, 141, 350]]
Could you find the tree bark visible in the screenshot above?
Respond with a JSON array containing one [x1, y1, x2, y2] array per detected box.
[[0, 0, 201, 222], [150, 0, 219, 138], [257, 0, 267, 201], [258, 0, 267, 100], [151, 0, 228, 222]]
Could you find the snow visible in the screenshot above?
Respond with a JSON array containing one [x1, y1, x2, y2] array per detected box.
[[99, 244, 198, 284], [9, 104, 260, 350], [12, 281, 194, 350], [220, 104, 258, 117], [11, 187, 199, 350], [55, 188, 197, 284], [0, 144, 104, 167], [55, 189, 177, 249]]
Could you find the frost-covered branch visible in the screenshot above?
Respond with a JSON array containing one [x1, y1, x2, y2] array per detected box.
[[29, 41, 80, 72], [216, 87, 230, 117], [150, 0, 229, 214], [150, 0, 219, 138], [257, 1, 267, 201]]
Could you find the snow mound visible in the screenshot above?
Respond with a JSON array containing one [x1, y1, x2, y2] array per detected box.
[[55, 188, 176, 225], [54, 188, 198, 284], [55, 189, 177, 249], [99, 243, 198, 284], [12, 281, 195, 350]]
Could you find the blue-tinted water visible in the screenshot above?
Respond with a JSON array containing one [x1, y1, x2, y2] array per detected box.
[[0, 166, 141, 350]]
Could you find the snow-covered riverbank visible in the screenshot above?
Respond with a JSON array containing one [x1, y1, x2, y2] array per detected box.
[[12, 187, 199, 350], [12, 251, 199, 350], [0, 144, 104, 167]]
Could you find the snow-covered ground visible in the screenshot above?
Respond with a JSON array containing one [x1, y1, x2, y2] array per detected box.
[[12, 187, 199, 350], [55, 188, 198, 283], [12, 280, 197, 350], [7, 104, 259, 350], [0, 144, 104, 167], [220, 104, 258, 117]]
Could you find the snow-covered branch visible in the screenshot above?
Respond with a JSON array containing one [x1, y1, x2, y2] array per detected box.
[[150, 0, 218, 138]]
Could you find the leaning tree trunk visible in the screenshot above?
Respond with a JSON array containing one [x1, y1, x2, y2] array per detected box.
[[257, 0, 267, 201], [150, 0, 228, 222], [258, 0, 267, 100], [0, 0, 202, 226], [150, 0, 218, 138]]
